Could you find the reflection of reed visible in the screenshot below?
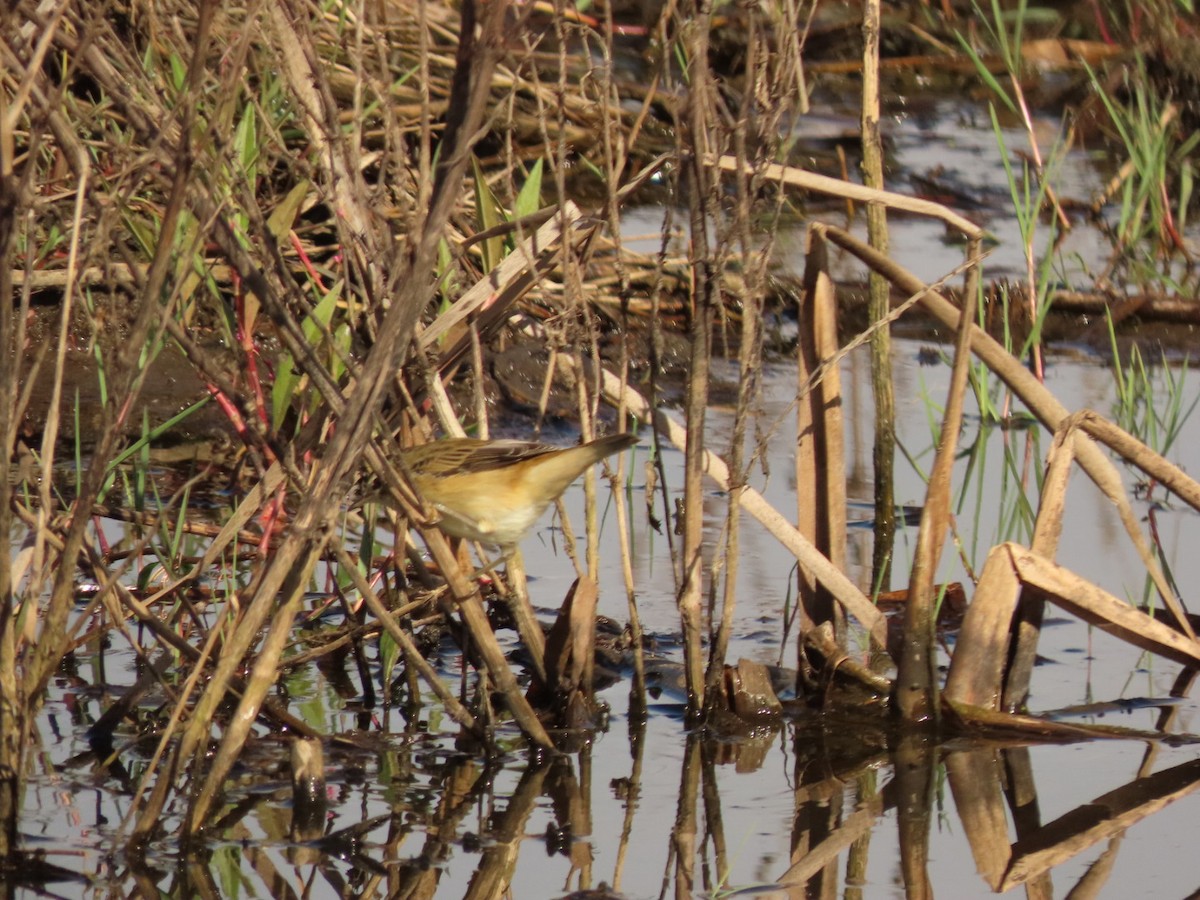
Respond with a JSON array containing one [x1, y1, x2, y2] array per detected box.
[[1004, 757, 1200, 890], [386, 757, 495, 900], [611, 712, 647, 894], [745, 736, 1200, 897], [945, 746, 1012, 890], [776, 722, 888, 893], [464, 762, 552, 900], [672, 737, 701, 899]]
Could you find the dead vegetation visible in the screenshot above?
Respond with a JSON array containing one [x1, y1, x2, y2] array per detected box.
[[2, 0, 1200, 892]]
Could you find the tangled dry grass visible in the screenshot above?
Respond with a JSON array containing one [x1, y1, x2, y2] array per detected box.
[[3, 0, 1200, 877]]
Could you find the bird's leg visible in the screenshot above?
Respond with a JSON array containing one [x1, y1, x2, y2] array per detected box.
[[462, 545, 515, 584]]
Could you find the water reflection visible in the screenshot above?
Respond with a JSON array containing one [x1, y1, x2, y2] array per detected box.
[[91, 712, 1200, 898], [20, 339, 1200, 896]]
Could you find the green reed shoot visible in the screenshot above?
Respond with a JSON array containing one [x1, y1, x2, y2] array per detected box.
[[1106, 312, 1197, 456], [470, 155, 545, 275], [959, 0, 1071, 380], [271, 283, 346, 431], [910, 362, 1039, 575], [1086, 57, 1199, 274], [472, 157, 507, 274]]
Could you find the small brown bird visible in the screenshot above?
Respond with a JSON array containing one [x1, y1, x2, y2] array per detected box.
[[396, 433, 637, 552]]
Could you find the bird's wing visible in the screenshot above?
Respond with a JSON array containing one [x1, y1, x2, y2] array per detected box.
[[449, 440, 560, 474]]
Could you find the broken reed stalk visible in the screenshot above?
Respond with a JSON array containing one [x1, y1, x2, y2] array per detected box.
[[590, 10, 657, 716], [796, 228, 849, 656], [611, 386, 646, 713], [710, 156, 984, 238], [1000, 402, 1078, 709], [815, 223, 1191, 641], [893, 250, 979, 724], [704, 330, 749, 701], [531, 576, 603, 726], [945, 427, 1200, 712]]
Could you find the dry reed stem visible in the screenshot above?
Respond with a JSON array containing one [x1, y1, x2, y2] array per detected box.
[[894, 284, 975, 722], [420, 203, 589, 349], [795, 233, 849, 642], [270, 0, 379, 270], [814, 223, 1188, 637], [1012, 549, 1200, 667], [942, 546, 1024, 709], [677, 0, 721, 719], [693, 0, 798, 703], [805, 622, 892, 694], [561, 356, 888, 645], [709, 155, 985, 239], [1070, 410, 1200, 513], [946, 538, 1200, 711], [860, 0, 897, 592]]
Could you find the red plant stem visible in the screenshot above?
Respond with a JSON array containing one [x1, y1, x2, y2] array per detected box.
[[233, 275, 269, 428]]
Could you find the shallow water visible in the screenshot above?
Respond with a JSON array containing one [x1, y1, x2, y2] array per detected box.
[[17, 92, 1200, 897], [25, 332, 1200, 899]]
